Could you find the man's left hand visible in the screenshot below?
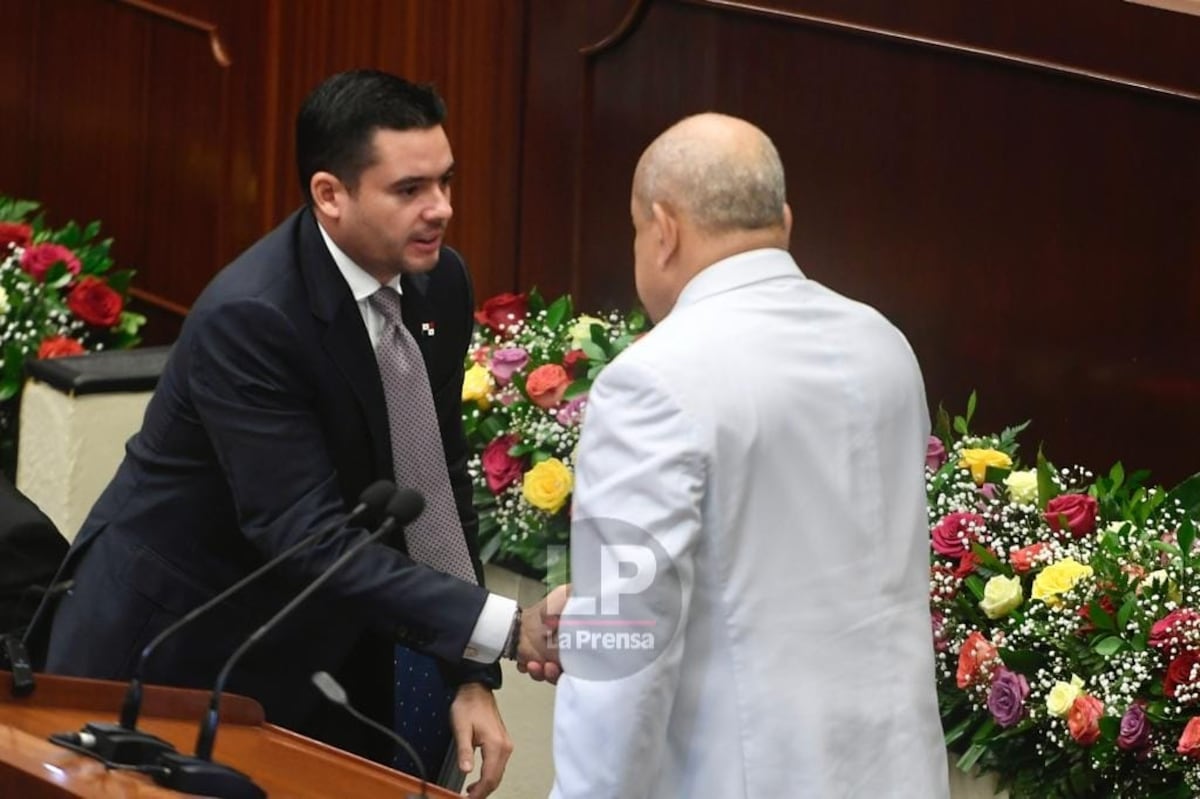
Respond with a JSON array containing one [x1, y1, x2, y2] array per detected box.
[[450, 682, 513, 799]]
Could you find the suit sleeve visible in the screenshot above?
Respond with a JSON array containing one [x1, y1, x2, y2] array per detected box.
[[551, 356, 705, 799], [186, 297, 490, 664]]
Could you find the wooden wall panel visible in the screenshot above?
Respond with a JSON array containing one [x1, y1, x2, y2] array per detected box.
[[519, 0, 1200, 483], [0, 0, 267, 343]]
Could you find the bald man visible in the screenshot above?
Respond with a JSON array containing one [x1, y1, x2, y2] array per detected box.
[[548, 114, 949, 798]]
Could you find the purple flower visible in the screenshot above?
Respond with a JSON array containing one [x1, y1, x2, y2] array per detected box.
[[555, 394, 588, 427], [1117, 703, 1151, 751], [489, 347, 529, 385], [987, 667, 1030, 728], [977, 483, 998, 501], [926, 436, 947, 471]]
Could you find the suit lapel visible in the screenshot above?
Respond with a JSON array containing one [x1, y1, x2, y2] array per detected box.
[[297, 210, 393, 480]]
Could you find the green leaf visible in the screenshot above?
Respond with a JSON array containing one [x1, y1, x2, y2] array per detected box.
[[1117, 597, 1136, 630], [1037, 446, 1060, 509], [965, 390, 977, 426], [479, 531, 501, 563], [983, 465, 1011, 486], [563, 378, 591, 399], [998, 648, 1045, 673], [956, 743, 987, 772], [933, 404, 952, 445], [579, 339, 607, 362], [970, 542, 1004, 572], [1093, 635, 1124, 657], [1164, 472, 1200, 519], [526, 287, 545, 314], [953, 416, 968, 436], [942, 715, 975, 748], [105, 269, 135, 294], [963, 574, 986, 601], [545, 295, 571, 329]]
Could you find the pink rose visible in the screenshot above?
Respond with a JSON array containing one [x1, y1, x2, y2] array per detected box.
[[481, 435, 524, 494], [20, 243, 82, 282], [525, 364, 570, 409], [931, 511, 984, 558], [1150, 608, 1200, 649], [555, 394, 587, 427], [1067, 695, 1104, 746], [925, 436, 947, 471], [1010, 543, 1046, 574], [1043, 494, 1098, 539], [488, 347, 529, 385], [1178, 717, 1200, 759]]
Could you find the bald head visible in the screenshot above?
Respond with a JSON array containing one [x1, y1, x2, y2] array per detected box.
[[633, 113, 786, 234]]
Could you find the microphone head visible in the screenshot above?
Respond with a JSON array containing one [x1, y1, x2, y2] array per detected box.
[[357, 480, 397, 528], [311, 671, 348, 706], [386, 488, 425, 527]]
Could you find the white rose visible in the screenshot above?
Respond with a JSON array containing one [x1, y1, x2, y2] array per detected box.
[[569, 315, 609, 349], [1003, 469, 1039, 505], [979, 575, 1023, 620], [0, 285, 8, 316]]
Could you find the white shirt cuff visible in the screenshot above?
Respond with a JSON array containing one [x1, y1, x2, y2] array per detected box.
[[463, 593, 518, 663]]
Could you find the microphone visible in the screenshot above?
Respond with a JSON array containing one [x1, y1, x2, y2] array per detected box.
[[152, 488, 425, 799], [48, 480, 397, 768], [312, 670, 427, 799]]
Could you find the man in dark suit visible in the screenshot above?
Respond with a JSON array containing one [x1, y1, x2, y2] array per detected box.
[[33, 70, 553, 798], [0, 477, 66, 638]]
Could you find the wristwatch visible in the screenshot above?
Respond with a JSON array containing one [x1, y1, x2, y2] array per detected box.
[[502, 606, 523, 661]]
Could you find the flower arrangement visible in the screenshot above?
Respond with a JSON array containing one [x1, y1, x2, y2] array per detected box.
[[931, 393, 1200, 797], [461, 289, 646, 583], [0, 196, 146, 477]]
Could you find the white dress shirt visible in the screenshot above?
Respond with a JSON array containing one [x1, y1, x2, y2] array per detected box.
[[551, 248, 949, 797], [318, 223, 516, 664]]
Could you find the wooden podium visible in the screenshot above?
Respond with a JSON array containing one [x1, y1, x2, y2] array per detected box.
[[0, 671, 457, 798]]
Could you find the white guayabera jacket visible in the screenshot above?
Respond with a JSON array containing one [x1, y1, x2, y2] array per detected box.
[[550, 248, 950, 799]]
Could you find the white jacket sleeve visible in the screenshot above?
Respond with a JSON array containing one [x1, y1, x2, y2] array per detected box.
[[550, 355, 706, 799]]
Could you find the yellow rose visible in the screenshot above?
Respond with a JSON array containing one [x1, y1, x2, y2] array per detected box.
[[521, 458, 573, 513], [979, 575, 1023, 620], [1045, 675, 1084, 717], [1031, 558, 1093, 605], [461, 363, 493, 409], [958, 448, 1013, 485], [1003, 469, 1038, 505], [569, 315, 610, 349]]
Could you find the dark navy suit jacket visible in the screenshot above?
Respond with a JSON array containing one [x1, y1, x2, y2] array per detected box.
[[34, 208, 496, 761]]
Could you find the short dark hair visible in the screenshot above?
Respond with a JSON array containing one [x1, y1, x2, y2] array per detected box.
[[296, 69, 447, 202]]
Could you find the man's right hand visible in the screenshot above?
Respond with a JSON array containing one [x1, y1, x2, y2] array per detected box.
[[515, 584, 569, 684]]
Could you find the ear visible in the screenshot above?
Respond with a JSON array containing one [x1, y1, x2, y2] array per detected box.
[[650, 201, 679, 268], [310, 171, 346, 220], [782, 202, 794, 241]]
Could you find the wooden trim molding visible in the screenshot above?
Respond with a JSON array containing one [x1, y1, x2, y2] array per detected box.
[[130, 287, 190, 318], [580, 0, 652, 56], [667, 0, 1200, 104], [114, 0, 232, 67], [1125, 0, 1200, 16]]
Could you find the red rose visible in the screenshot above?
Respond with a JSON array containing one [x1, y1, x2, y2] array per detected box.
[[20, 243, 82, 282], [563, 348, 589, 378], [37, 335, 85, 359], [67, 276, 124, 327], [931, 511, 984, 558], [1067, 695, 1104, 746], [1150, 608, 1200, 649], [0, 222, 32, 251], [1043, 493, 1098, 539], [1178, 717, 1200, 759], [1164, 651, 1200, 698], [525, 364, 570, 409], [473, 293, 527, 335], [481, 434, 525, 494], [954, 549, 983, 579]]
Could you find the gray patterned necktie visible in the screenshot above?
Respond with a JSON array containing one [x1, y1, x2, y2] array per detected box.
[[369, 287, 477, 585]]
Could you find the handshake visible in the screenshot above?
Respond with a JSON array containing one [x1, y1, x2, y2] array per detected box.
[[511, 584, 569, 684]]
